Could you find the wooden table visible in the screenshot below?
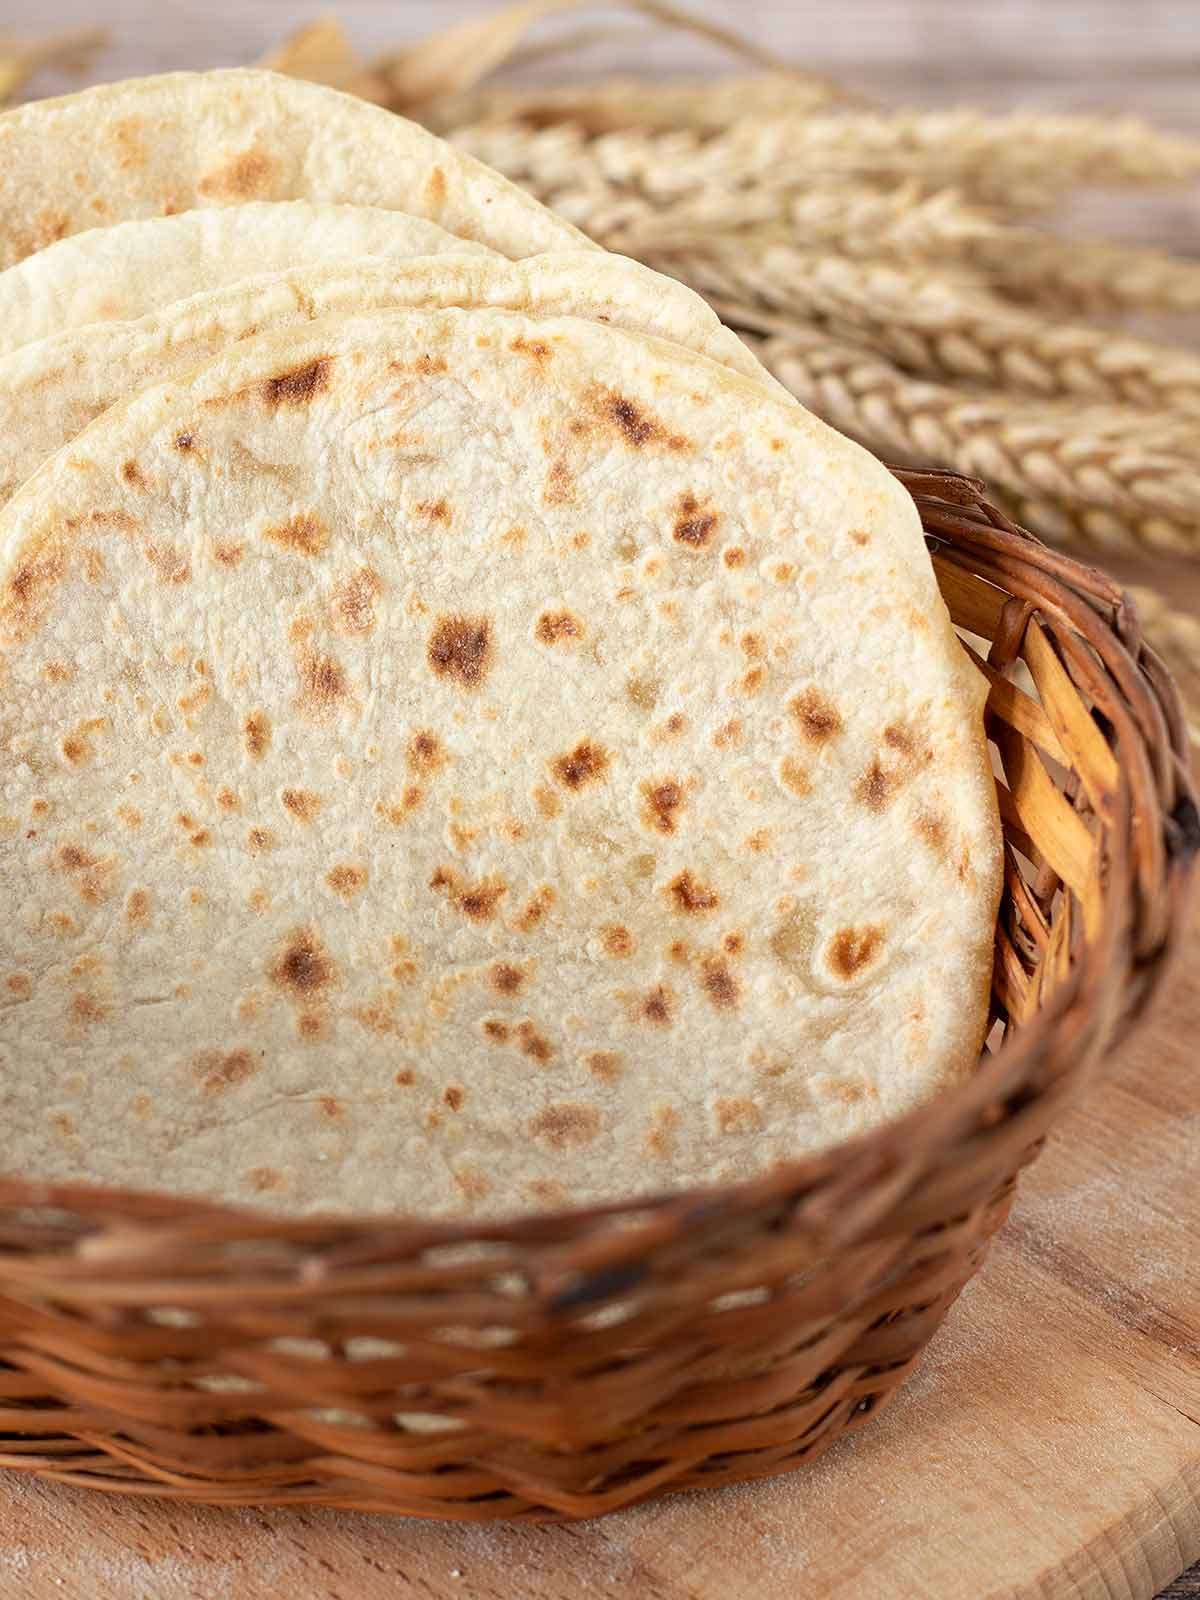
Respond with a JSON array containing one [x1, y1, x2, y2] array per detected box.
[[3, 3, 1199, 1594]]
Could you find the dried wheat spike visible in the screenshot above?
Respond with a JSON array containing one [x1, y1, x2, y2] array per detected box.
[[749, 326, 1200, 555], [449, 111, 1200, 211], [666, 249, 1200, 415], [967, 231, 1200, 314]]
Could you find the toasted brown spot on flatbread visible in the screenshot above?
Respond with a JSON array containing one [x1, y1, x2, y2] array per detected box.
[[586, 1050, 625, 1082], [673, 492, 718, 547], [850, 528, 872, 547], [916, 809, 950, 855], [483, 1019, 510, 1043], [43, 661, 72, 684], [535, 609, 584, 646], [543, 457, 575, 507], [189, 829, 211, 848], [551, 739, 610, 791], [529, 1102, 601, 1150], [243, 711, 271, 759], [783, 691, 839, 744], [515, 1019, 554, 1062], [406, 729, 445, 772], [198, 148, 275, 200], [60, 734, 89, 766], [640, 984, 675, 1027], [590, 386, 690, 452], [699, 955, 741, 1010], [645, 1105, 679, 1156], [489, 962, 526, 995], [213, 541, 243, 567], [713, 1097, 763, 1134], [511, 335, 553, 366], [428, 614, 493, 690], [600, 925, 634, 957], [175, 431, 195, 453], [641, 778, 684, 835], [6, 546, 66, 636], [297, 1012, 326, 1040], [723, 931, 746, 956], [246, 1166, 284, 1193], [453, 1164, 492, 1205], [722, 546, 746, 569], [516, 885, 555, 932], [57, 843, 114, 905], [713, 718, 742, 749], [270, 927, 336, 1000], [377, 784, 424, 826], [260, 357, 331, 409], [524, 1177, 566, 1208], [6, 973, 32, 998], [326, 864, 368, 899], [144, 543, 190, 585], [121, 460, 147, 490], [246, 827, 273, 854], [780, 756, 811, 797], [318, 1095, 343, 1120], [828, 925, 885, 981], [533, 783, 562, 820], [281, 788, 321, 824], [328, 566, 381, 637], [442, 1085, 465, 1113], [69, 990, 109, 1026], [740, 666, 766, 695], [625, 675, 660, 715], [265, 512, 328, 558], [416, 497, 452, 525], [667, 870, 719, 915], [854, 758, 897, 812], [194, 1048, 257, 1093], [424, 164, 447, 208], [297, 653, 349, 719], [216, 788, 239, 812], [740, 632, 765, 660], [429, 865, 507, 922]]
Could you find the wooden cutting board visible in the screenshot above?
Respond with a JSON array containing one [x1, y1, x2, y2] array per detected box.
[[0, 909, 1195, 1600]]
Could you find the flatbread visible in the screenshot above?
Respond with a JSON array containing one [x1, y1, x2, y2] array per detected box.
[[0, 68, 592, 269], [0, 203, 496, 357], [0, 251, 779, 505], [0, 309, 1001, 1218]]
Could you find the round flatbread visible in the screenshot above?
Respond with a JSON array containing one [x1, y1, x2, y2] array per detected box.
[[0, 202, 495, 356], [0, 309, 1000, 1218], [0, 68, 592, 269], [0, 251, 780, 505]]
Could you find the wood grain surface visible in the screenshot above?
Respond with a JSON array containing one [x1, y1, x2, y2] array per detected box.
[[2, 2, 1198, 1595]]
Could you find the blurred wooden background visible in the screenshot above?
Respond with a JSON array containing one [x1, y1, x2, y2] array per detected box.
[[22, 0, 1200, 128]]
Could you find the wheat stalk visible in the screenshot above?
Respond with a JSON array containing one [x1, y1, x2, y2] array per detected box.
[[967, 232, 1200, 315], [449, 111, 1200, 212], [747, 326, 1200, 554], [659, 248, 1200, 414]]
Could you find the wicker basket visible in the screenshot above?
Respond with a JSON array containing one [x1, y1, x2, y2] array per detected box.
[[0, 469, 1194, 1521]]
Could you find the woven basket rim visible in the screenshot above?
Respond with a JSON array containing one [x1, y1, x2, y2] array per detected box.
[[1, 467, 1194, 1253]]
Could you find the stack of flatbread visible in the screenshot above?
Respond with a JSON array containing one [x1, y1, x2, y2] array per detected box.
[[0, 71, 1000, 1217]]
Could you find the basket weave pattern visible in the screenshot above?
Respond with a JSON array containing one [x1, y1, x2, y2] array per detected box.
[[0, 471, 1194, 1521]]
